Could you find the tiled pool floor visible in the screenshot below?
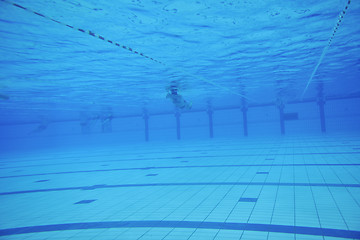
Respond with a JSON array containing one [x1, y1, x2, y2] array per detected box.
[[0, 135, 360, 239]]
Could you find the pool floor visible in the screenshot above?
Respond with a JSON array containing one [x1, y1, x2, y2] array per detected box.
[[0, 135, 360, 239]]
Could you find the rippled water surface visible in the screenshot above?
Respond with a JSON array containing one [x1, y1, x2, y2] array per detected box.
[[0, 0, 359, 122]]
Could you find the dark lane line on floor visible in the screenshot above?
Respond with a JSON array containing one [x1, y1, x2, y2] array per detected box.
[[0, 142, 360, 162], [1, 151, 359, 168], [1, 163, 360, 179], [1, 182, 360, 196], [0, 221, 359, 239]]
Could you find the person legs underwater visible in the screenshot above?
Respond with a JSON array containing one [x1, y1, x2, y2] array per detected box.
[[166, 85, 192, 110]]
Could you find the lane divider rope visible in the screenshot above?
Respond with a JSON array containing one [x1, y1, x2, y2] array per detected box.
[[1, 0, 250, 100], [1, 0, 164, 64], [301, 0, 351, 99]]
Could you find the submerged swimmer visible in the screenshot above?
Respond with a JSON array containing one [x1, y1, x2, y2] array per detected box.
[[166, 85, 192, 110]]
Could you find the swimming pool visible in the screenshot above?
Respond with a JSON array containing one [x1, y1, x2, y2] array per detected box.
[[0, 0, 359, 239]]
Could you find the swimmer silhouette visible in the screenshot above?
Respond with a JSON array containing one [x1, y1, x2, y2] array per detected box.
[[166, 84, 192, 110]]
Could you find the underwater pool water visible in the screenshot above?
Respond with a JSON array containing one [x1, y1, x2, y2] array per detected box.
[[0, 0, 360, 239]]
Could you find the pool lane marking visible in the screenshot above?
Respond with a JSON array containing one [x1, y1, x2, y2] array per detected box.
[[1, 163, 360, 179], [0, 221, 359, 239], [1, 181, 360, 196], [1, 150, 359, 169]]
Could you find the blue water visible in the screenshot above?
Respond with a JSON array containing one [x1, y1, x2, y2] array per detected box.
[[0, 0, 360, 239]]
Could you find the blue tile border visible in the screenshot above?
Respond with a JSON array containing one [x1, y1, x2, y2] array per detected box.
[[0, 221, 359, 239], [146, 174, 158, 177], [256, 172, 269, 174], [1, 181, 360, 196]]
